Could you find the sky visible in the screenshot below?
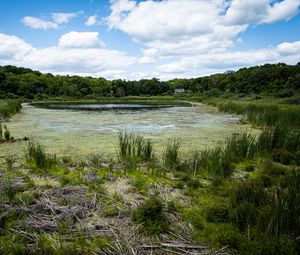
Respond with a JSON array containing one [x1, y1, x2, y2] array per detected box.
[[0, 0, 300, 80]]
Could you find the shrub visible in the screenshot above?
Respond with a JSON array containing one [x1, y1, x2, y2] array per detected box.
[[132, 196, 169, 234], [187, 179, 202, 189], [231, 179, 267, 232], [262, 159, 287, 176], [206, 203, 229, 223], [272, 150, 296, 165], [203, 223, 244, 250]]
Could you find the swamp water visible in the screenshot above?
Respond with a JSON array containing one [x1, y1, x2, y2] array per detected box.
[[0, 103, 251, 159]]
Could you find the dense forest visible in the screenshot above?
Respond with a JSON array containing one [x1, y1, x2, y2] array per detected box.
[[0, 63, 300, 99]]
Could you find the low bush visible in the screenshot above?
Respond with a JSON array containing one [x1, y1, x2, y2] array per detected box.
[[132, 196, 169, 234], [206, 203, 229, 223]]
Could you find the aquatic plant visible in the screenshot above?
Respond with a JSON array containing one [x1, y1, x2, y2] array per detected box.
[[163, 139, 181, 170], [3, 178, 17, 203], [218, 102, 300, 128], [0, 100, 22, 120], [25, 140, 57, 169], [117, 131, 153, 161], [3, 125, 10, 140], [190, 124, 300, 177], [4, 156, 15, 171]]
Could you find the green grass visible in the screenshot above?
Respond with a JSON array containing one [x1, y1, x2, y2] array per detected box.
[[0, 100, 22, 119], [217, 101, 300, 128], [132, 196, 169, 235], [25, 140, 57, 169], [163, 139, 181, 171], [189, 125, 300, 177], [117, 131, 153, 162]]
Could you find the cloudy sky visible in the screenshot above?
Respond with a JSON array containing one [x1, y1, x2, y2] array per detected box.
[[0, 0, 300, 80]]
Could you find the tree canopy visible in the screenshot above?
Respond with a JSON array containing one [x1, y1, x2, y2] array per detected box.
[[0, 63, 299, 99]]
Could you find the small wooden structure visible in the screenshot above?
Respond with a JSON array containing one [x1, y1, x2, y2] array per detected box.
[[174, 88, 185, 94]]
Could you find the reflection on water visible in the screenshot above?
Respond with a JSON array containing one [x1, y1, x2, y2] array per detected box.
[[0, 103, 250, 159], [37, 103, 174, 111]]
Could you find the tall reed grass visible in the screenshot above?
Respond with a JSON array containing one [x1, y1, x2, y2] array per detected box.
[[218, 102, 300, 127], [0, 124, 11, 141], [163, 139, 181, 170], [117, 131, 153, 161], [25, 140, 57, 169], [190, 125, 300, 177], [0, 100, 22, 120], [230, 168, 300, 245]]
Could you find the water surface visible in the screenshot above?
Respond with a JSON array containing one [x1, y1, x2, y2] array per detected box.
[[0, 103, 251, 159]]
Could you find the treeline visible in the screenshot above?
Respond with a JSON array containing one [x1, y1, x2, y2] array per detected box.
[[0, 63, 300, 99]]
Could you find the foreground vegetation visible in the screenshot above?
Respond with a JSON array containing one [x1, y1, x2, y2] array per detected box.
[[0, 99, 22, 120], [1, 114, 299, 254], [0, 63, 300, 254]]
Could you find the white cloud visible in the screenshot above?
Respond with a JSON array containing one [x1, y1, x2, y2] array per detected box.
[[1, 31, 300, 80], [85, 15, 98, 26], [139, 48, 159, 64], [21, 16, 58, 30], [157, 44, 300, 79], [106, 0, 300, 58], [224, 0, 300, 25], [0, 33, 33, 60], [107, 0, 221, 42], [58, 31, 105, 48], [277, 41, 300, 55], [0, 32, 135, 77], [21, 12, 81, 30], [264, 0, 300, 23], [52, 12, 80, 24]]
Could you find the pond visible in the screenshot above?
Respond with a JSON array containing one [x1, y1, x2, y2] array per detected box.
[[0, 103, 251, 159]]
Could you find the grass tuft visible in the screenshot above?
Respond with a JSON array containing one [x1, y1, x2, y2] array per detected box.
[[25, 140, 57, 169]]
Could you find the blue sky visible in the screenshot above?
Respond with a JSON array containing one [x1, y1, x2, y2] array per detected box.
[[0, 0, 300, 80]]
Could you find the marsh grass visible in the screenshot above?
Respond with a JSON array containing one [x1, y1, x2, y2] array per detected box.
[[268, 168, 300, 239], [132, 196, 169, 234], [163, 139, 181, 170], [3, 178, 17, 203], [117, 131, 153, 161], [218, 102, 300, 128], [0, 100, 22, 120], [3, 125, 10, 140], [25, 140, 57, 169], [5, 156, 15, 171], [190, 125, 300, 177], [0, 124, 11, 141]]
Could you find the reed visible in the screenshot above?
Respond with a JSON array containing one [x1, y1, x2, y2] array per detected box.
[[117, 131, 153, 161], [0, 100, 22, 120], [3, 125, 10, 140], [190, 125, 300, 177], [163, 139, 181, 170], [25, 140, 57, 169], [218, 102, 300, 128], [267, 168, 300, 239]]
